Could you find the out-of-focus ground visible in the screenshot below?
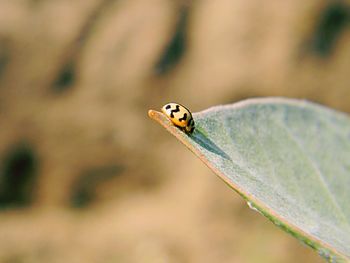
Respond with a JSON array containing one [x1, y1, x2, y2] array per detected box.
[[0, 0, 349, 262]]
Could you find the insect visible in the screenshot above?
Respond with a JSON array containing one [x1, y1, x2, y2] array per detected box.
[[161, 103, 195, 134]]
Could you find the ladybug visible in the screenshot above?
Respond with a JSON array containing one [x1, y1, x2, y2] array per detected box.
[[161, 103, 195, 134]]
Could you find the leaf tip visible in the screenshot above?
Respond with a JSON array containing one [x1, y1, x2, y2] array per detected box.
[[148, 109, 158, 119], [148, 109, 167, 126]]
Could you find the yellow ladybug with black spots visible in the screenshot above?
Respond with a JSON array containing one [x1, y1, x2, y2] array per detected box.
[[161, 103, 195, 134]]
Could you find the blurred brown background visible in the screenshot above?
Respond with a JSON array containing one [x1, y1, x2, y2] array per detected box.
[[0, 0, 349, 262]]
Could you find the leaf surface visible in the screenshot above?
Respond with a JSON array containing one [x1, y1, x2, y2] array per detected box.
[[149, 98, 350, 262]]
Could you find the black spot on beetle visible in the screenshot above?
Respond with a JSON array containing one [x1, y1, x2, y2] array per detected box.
[[155, 7, 189, 74], [165, 104, 171, 110], [179, 113, 187, 122], [309, 3, 349, 57], [170, 104, 180, 118], [0, 143, 38, 208]]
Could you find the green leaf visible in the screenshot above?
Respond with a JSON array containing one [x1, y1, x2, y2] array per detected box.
[[149, 98, 350, 262]]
